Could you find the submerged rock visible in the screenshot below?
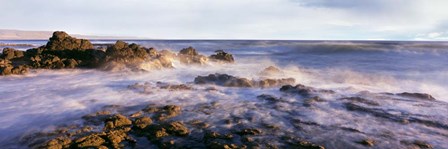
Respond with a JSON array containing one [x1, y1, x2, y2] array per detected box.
[[396, 92, 436, 101], [209, 50, 234, 63]]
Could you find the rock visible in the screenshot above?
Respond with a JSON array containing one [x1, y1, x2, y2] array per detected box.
[[280, 84, 334, 97], [178, 47, 208, 65], [295, 140, 325, 149], [164, 121, 190, 136], [303, 96, 326, 107], [357, 139, 375, 147], [396, 92, 436, 101], [104, 114, 132, 130], [194, 73, 295, 88], [75, 133, 106, 148], [46, 31, 93, 50], [339, 97, 380, 106], [134, 116, 153, 129], [2, 48, 24, 60], [82, 111, 112, 125], [43, 136, 72, 149], [236, 128, 262, 135], [0, 59, 28, 75], [412, 140, 433, 149], [257, 78, 295, 88], [106, 129, 133, 148], [157, 82, 193, 90], [209, 50, 234, 63], [259, 66, 282, 76], [63, 58, 78, 68], [156, 105, 182, 121], [194, 73, 253, 87], [257, 94, 282, 102]]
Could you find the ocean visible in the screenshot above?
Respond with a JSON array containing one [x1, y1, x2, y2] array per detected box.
[[0, 40, 447, 148]]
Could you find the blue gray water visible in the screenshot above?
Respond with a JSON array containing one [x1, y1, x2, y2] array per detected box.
[[0, 40, 447, 148]]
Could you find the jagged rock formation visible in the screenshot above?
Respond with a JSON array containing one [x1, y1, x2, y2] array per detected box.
[[46, 31, 93, 50]]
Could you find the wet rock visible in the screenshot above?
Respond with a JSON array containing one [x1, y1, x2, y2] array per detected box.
[[209, 50, 234, 63], [164, 121, 190, 136], [236, 128, 262, 136], [357, 139, 375, 147], [396, 92, 436, 101], [280, 84, 334, 97], [257, 94, 282, 102], [294, 140, 325, 149], [195, 73, 293, 88], [46, 31, 93, 50], [134, 116, 153, 129], [82, 111, 112, 125], [104, 114, 132, 130], [412, 140, 433, 149], [303, 96, 326, 107], [75, 133, 106, 148], [155, 105, 182, 121], [157, 82, 193, 90], [42, 136, 72, 149], [105, 129, 134, 148], [194, 73, 253, 87], [339, 97, 380, 106], [178, 46, 208, 65]]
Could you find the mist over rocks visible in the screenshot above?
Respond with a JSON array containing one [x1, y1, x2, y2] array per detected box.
[[0, 31, 237, 75]]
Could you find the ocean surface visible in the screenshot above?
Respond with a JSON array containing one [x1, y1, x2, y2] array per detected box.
[[0, 40, 447, 148]]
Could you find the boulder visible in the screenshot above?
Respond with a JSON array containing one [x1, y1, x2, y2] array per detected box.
[[280, 84, 334, 97], [46, 31, 93, 50], [164, 121, 190, 136], [104, 114, 132, 130], [259, 66, 282, 76], [209, 50, 234, 63]]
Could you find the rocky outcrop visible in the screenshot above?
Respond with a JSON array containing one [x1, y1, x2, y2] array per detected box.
[[177, 47, 208, 65], [194, 73, 295, 88], [209, 50, 234, 63], [1, 48, 24, 60], [0, 59, 28, 75], [46, 31, 93, 50]]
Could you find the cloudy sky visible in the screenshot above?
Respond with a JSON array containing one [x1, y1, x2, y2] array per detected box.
[[1, 0, 447, 40]]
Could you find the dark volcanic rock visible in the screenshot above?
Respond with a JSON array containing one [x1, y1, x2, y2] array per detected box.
[[209, 50, 234, 63], [46, 31, 93, 50], [194, 73, 295, 88], [396, 92, 436, 101]]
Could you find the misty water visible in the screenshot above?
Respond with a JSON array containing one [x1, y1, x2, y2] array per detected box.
[[1, 40, 447, 148]]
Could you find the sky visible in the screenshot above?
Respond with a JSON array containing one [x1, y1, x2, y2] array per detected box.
[[1, 0, 447, 40]]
